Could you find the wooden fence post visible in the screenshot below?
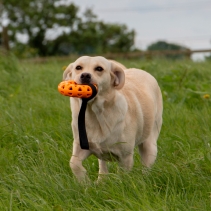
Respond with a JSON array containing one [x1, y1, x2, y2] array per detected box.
[[2, 26, 10, 51]]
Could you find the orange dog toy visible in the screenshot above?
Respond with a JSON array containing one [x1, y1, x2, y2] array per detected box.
[[58, 80, 97, 98]]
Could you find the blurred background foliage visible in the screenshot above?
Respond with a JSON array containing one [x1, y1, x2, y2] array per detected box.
[[0, 0, 201, 60], [147, 41, 191, 60], [0, 0, 135, 57]]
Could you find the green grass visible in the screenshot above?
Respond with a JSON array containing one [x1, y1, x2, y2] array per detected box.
[[0, 55, 211, 210]]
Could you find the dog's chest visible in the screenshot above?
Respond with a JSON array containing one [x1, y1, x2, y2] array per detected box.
[[88, 142, 120, 161]]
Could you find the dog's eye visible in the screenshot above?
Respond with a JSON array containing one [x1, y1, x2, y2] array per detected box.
[[95, 66, 103, 72], [76, 65, 82, 70]]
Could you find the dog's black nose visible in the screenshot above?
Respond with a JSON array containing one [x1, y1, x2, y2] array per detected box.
[[80, 73, 91, 84]]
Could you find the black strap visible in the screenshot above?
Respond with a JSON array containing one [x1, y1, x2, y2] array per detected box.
[[78, 84, 97, 150]]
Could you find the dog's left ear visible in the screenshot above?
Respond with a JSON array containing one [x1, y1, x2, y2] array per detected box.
[[110, 61, 125, 89]]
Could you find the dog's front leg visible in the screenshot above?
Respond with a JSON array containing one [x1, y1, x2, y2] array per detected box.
[[70, 141, 91, 182]]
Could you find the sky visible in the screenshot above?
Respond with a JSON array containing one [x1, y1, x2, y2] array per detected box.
[[68, 0, 211, 60]]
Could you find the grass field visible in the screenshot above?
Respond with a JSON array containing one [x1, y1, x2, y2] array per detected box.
[[0, 55, 211, 210]]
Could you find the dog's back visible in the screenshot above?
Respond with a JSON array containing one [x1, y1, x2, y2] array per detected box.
[[120, 68, 163, 145]]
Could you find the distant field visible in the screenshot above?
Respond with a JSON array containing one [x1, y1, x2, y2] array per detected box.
[[0, 55, 211, 210]]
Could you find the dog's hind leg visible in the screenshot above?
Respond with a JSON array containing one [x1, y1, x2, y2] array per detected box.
[[138, 117, 162, 168], [119, 153, 134, 171], [138, 134, 157, 168], [98, 159, 108, 174], [97, 159, 108, 181]]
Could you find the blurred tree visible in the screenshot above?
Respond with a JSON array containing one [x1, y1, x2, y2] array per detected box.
[[1, 0, 79, 56], [147, 41, 191, 59], [1, 1, 135, 56], [48, 8, 135, 55], [100, 22, 135, 53]]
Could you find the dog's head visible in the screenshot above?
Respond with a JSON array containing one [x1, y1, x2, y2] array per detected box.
[[63, 56, 125, 95]]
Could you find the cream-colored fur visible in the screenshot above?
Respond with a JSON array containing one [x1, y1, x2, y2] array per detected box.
[[63, 56, 163, 181]]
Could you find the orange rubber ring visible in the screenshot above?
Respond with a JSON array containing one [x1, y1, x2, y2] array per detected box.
[[58, 80, 97, 98]]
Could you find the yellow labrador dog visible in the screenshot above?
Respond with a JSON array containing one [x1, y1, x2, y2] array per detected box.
[[63, 56, 163, 181]]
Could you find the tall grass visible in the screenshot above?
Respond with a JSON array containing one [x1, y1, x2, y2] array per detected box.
[[0, 55, 211, 210]]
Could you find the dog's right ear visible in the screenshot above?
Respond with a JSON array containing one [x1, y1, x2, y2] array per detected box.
[[63, 63, 73, 81], [110, 61, 125, 89]]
